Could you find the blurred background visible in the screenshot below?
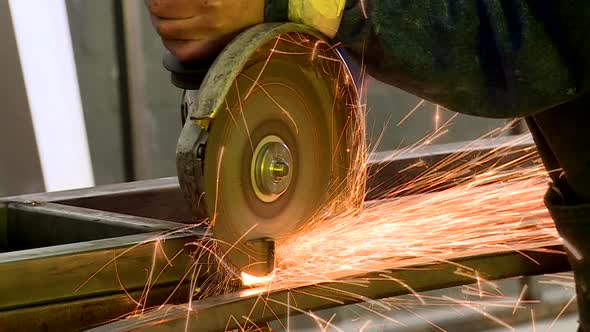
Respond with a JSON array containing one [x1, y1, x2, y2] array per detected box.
[[0, 0, 512, 198]]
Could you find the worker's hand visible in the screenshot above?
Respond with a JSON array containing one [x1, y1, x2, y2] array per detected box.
[[145, 0, 265, 61]]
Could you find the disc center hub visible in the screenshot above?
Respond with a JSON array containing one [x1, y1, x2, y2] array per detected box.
[[251, 135, 293, 203]]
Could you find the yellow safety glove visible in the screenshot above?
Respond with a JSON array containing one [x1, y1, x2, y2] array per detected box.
[[287, 0, 346, 38]]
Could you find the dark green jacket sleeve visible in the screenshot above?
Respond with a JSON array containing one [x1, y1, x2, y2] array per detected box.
[[336, 1, 590, 118]]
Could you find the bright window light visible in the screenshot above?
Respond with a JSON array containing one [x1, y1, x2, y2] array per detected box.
[[9, 0, 95, 191]]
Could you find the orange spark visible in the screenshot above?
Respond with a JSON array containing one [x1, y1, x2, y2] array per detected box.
[[241, 272, 273, 287]]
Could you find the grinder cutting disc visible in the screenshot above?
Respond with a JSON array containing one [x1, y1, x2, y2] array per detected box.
[[176, 24, 363, 278]]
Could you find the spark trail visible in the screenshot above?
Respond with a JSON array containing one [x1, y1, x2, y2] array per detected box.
[[272, 165, 555, 287], [243, 128, 560, 290], [81, 29, 572, 332]]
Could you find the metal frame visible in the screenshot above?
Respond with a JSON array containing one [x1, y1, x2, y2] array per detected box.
[[0, 134, 568, 331], [88, 243, 568, 332], [0, 178, 202, 331], [0, 228, 197, 310]]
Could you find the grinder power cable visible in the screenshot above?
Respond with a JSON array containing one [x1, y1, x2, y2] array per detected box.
[[166, 23, 363, 278]]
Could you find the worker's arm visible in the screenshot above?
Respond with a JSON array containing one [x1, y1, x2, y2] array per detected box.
[[267, 1, 590, 118], [145, 0, 264, 61], [145, 0, 344, 61], [146, 1, 590, 118], [332, 1, 590, 118]]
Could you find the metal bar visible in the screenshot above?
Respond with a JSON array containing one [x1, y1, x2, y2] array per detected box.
[[366, 134, 535, 200], [1, 183, 202, 311], [58, 185, 193, 223], [0, 230, 199, 311], [0, 176, 180, 203], [4, 201, 186, 256], [0, 177, 194, 223], [7, 201, 185, 234], [89, 243, 568, 332], [0, 283, 192, 331]]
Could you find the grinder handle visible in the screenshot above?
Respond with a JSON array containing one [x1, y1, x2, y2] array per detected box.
[[163, 51, 216, 90]]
